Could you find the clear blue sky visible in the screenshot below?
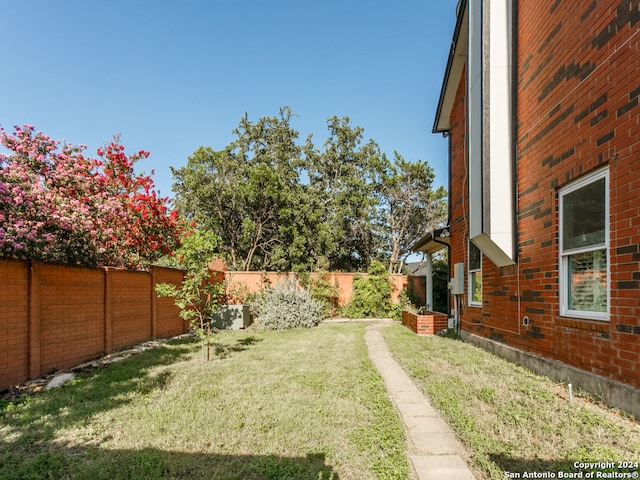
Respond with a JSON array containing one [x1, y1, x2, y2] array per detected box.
[[2, 1, 457, 200]]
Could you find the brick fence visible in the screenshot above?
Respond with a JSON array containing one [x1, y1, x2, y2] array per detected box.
[[0, 258, 185, 392], [224, 270, 411, 306], [1, 259, 426, 392]]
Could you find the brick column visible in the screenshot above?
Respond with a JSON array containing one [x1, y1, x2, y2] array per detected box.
[[104, 268, 113, 354], [28, 261, 42, 379], [150, 267, 158, 339]]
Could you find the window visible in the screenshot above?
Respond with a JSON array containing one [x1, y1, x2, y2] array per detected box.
[[559, 168, 609, 320], [469, 241, 482, 306]]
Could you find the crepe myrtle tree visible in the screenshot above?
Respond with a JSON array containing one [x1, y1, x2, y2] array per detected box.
[[0, 124, 182, 268]]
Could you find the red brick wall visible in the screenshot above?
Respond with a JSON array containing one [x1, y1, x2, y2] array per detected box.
[[0, 260, 187, 391], [224, 271, 409, 306], [402, 310, 449, 336], [153, 267, 186, 338], [0, 259, 29, 389], [39, 264, 105, 375], [447, 0, 640, 389], [109, 269, 153, 351]]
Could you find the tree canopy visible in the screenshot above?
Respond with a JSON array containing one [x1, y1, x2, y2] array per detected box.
[[0, 124, 182, 269], [172, 108, 447, 273]]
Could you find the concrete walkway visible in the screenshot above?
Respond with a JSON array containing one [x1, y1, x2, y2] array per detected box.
[[365, 321, 476, 480]]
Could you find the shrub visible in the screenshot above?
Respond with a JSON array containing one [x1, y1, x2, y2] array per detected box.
[[342, 260, 393, 318], [388, 289, 416, 320], [255, 278, 325, 329], [308, 270, 340, 317]]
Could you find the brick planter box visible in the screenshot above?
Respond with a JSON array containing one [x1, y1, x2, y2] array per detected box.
[[401, 310, 449, 336]]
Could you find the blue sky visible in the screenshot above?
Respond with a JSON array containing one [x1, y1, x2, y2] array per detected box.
[[2, 1, 457, 200]]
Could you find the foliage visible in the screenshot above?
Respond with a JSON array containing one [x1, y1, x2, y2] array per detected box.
[[155, 230, 223, 353], [172, 107, 309, 272], [342, 260, 393, 318], [0, 124, 181, 268], [255, 278, 325, 329], [304, 116, 384, 272], [307, 269, 340, 317], [388, 289, 416, 321], [222, 281, 256, 305], [172, 108, 447, 273], [377, 152, 448, 273]]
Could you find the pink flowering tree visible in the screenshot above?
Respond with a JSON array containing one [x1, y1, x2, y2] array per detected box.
[[0, 124, 181, 268]]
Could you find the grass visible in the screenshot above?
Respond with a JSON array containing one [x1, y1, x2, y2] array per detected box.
[[0, 323, 411, 480], [382, 323, 640, 480]]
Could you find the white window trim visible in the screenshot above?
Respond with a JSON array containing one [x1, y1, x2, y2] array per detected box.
[[559, 167, 610, 321], [469, 241, 482, 307]]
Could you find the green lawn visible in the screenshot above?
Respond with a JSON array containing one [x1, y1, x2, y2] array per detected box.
[[4, 322, 638, 480], [382, 324, 640, 480], [0, 323, 411, 480]]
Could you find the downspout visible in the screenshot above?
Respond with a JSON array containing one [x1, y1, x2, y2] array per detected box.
[[511, 0, 519, 265], [433, 132, 453, 319], [511, 0, 522, 336], [425, 253, 433, 310]]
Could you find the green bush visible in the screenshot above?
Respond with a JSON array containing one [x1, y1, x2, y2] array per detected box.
[[342, 260, 393, 318], [388, 289, 416, 320], [308, 270, 340, 317], [256, 278, 325, 329]]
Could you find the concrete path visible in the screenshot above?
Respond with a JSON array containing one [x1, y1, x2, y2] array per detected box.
[[365, 321, 476, 480]]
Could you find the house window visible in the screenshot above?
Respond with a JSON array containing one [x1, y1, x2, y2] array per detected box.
[[469, 241, 482, 306], [559, 168, 609, 320]]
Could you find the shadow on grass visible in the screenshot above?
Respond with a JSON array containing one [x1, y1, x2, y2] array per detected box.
[[0, 334, 260, 446], [213, 335, 262, 359], [0, 444, 340, 480], [0, 334, 287, 479], [0, 339, 194, 444]]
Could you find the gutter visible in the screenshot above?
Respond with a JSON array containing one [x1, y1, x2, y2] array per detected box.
[[433, 0, 469, 135]]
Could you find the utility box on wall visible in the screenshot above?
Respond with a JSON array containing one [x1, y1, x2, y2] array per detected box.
[[212, 304, 251, 330], [451, 262, 465, 295]]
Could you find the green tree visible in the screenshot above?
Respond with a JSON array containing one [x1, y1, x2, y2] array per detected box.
[[304, 116, 384, 272], [155, 229, 223, 360], [172, 110, 446, 275], [377, 152, 447, 273], [172, 107, 305, 271]]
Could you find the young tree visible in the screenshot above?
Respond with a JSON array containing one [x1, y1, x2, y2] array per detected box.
[[377, 152, 447, 273], [0, 124, 181, 268], [155, 229, 223, 360]]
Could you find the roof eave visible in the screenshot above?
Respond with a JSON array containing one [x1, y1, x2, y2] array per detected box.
[[432, 0, 469, 134], [411, 227, 451, 255]]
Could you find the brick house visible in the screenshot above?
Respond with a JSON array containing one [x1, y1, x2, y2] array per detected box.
[[430, 0, 640, 417]]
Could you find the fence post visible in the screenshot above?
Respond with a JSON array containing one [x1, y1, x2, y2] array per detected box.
[[104, 268, 113, 354], [150, 267, 158, 340], [28, 261, 42, 379]]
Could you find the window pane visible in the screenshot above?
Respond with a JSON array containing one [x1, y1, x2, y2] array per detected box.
[[471, 271, 482, 304], [562, 178, 605, 250], [469, 242, 481, 270], [568, 249, 607, 312]]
